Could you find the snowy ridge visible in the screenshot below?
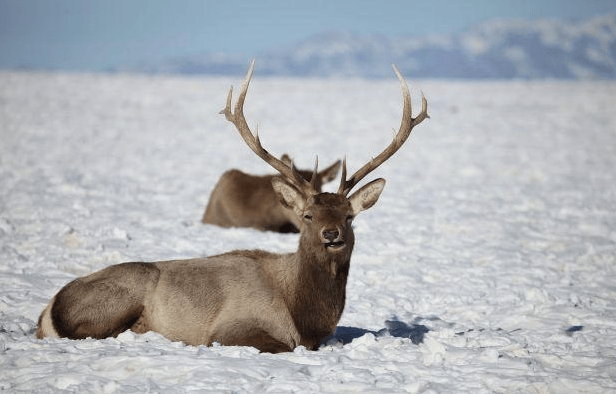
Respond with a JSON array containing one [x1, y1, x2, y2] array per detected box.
[[1, 71, 616, 392], [145, 14, 616, 79]]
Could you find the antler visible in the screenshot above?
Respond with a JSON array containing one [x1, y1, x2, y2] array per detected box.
[[220, 59, 318, 195], [337, 64, 428, 196]]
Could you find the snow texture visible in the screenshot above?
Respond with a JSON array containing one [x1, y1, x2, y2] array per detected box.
[[1, 70, 616, 393]]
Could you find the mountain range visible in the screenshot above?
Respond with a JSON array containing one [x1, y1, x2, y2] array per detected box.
[[138, 13, 616, 79]]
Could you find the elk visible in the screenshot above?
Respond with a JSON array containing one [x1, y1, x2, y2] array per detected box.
[[202, 154, 341, 233], [36, 59, 428, 353]]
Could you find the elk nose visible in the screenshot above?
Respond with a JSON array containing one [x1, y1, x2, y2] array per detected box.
[[321, 228, 340, 242]]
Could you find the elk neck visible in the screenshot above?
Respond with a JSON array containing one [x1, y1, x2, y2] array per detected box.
[[279, 220, 355, 344]]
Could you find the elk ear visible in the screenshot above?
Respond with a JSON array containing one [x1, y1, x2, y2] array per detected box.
[[348, 178, 386, 216], [318, 160, 342, 183], [272, 177, 306, 215]]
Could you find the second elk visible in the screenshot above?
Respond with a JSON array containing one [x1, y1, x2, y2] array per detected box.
[[36, 59, 428, 353], [202, 154, 341, 233]]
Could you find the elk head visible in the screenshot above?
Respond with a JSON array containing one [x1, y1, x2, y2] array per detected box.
[[220, 59, 428, 259]]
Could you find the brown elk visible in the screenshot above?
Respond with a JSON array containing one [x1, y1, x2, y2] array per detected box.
[[36, 59, 428, 353], [202, 154, 341, 233]]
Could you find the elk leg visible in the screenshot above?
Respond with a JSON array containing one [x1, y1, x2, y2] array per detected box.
[[209, 317, 300, 353], [209, 299, 301, 353], [210, 322, 291, 353]]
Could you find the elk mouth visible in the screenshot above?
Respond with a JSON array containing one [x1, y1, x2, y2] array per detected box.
[[324, 241, 346, 252]]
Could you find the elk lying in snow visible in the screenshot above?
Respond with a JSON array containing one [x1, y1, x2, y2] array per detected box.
[[36, 59, 428, 353], [202, 154, 341, 233]]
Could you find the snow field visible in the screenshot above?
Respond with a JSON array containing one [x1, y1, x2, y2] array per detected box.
[[1, 71, 615, 393]]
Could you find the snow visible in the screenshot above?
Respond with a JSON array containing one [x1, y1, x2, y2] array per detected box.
[[1, 70, 616, 393]]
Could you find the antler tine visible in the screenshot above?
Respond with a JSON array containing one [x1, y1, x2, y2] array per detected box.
[[220, 59, 315, 195], [337, 157, 347, 194], [309, 156, 319, 190], [337, 64, 428, 195]]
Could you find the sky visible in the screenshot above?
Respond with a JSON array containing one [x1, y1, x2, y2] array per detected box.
[[0, 0, 614, 72]]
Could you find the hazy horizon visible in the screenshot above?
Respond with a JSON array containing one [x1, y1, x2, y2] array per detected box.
[[1, 0, 614, 72]]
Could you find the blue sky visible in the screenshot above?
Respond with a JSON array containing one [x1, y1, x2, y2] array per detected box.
[[1, 0, 614, 71]]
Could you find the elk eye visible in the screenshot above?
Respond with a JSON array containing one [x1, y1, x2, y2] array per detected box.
[[304, 214, 313, 221]]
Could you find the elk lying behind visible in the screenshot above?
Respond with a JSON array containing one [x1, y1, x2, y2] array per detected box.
[[202, 154, 341, 233], [36, 59, 428, 353]]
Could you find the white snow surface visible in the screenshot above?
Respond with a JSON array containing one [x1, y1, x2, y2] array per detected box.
[[1, 70, 616, 393]]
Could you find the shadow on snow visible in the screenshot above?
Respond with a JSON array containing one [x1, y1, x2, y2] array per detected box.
[[328, 316, 436, 346]]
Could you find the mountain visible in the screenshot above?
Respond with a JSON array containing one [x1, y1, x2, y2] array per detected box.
[[143, 14, 616, 79]]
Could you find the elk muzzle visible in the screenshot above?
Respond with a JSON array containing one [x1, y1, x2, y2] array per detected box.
[[320, 226, 346, 252]]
